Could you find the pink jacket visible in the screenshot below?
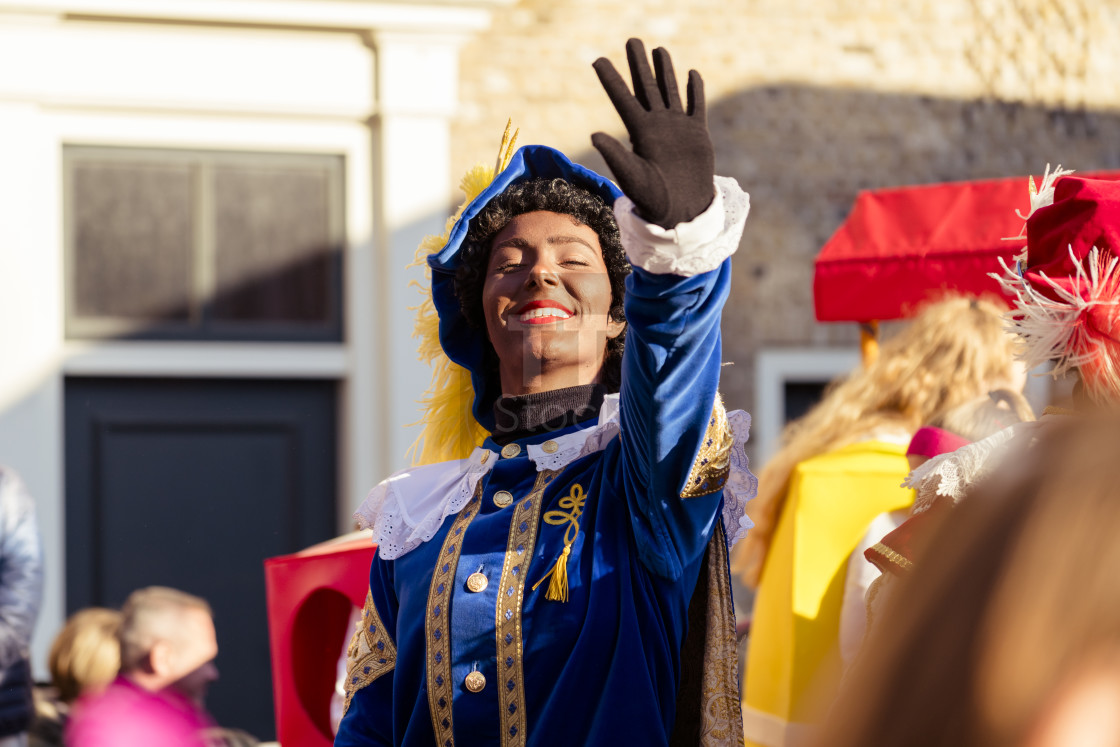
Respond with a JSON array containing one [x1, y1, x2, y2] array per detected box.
[[66, 676, 214, 747]]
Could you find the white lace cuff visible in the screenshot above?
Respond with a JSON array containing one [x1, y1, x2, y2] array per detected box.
[[614, 176, 749, 276]]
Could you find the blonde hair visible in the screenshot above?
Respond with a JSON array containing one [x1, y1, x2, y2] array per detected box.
[[48, 607, 122, 702], [118, 586, 211, 672], [733, 296, 1018, 587], [821, 414, 1120, 747], [931, 388, 1035, 442]]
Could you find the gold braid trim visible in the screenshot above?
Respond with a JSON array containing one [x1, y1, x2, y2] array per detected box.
[[496, 469, 559, 747], [342, 590, 397, 718], [681, 395, 733, 499], [868, 542, 914, 572], [426, 484, 484, 746]]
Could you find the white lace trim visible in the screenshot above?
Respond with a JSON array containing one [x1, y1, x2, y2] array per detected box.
[[615, 176, 749, 276], [903, 420, 1041, 513], [724, 409, 758, 549], [525, 425, 603, 471], [355, 393, 757, 559], [354, 448, 496, 560]]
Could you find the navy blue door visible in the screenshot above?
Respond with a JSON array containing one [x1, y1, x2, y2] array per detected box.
[[64, 377, 338, 741]]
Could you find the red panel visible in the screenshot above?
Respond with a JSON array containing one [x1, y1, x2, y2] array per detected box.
[[813, 171, 1120, 322], [264, 534, 376, 747]]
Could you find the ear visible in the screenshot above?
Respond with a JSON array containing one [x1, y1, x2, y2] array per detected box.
[[606, 317, 626, 340], [148, 640, 174, 677]]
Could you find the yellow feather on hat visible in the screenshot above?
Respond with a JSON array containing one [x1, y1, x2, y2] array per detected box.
[[406, 122, 519, 466]]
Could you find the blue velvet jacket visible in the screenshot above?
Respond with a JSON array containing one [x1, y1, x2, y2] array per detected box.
[[336, 148, 753, 747]]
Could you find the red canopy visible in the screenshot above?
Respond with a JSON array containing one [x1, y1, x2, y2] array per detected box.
[[813, 171, 1120, 322]]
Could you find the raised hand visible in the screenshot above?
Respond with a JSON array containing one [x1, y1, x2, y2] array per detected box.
[[591, 38, 715, 229]]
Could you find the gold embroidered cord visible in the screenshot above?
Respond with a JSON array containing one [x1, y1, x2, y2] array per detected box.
[[494, 469, 558, 747], [426, 484, 483, 746], [342, 590, 397, 718], [531, 483, 587, 602]]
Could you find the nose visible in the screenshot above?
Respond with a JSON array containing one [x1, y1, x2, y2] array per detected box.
[[526, 259, 560, 288]]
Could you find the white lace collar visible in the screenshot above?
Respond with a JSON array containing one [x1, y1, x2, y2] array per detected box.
[[355, 394, 757, 560]]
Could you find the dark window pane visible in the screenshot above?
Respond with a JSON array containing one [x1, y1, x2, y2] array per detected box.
[[212, 164, 336, 325], [66, 147, 344, 341], [72, 161, 195, 322], [784, 381, 829, 424]]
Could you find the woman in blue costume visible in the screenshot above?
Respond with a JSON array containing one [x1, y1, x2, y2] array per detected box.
[[335, 39, 756, 747]]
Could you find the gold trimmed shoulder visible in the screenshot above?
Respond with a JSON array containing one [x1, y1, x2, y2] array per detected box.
[[343, 590, 398, 718], [681, 395, 733, 499]]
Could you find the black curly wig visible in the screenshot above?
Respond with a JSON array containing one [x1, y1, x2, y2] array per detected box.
[[454, 177, 630, 393]]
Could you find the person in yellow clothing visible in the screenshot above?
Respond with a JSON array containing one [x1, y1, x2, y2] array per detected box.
[[731, 296, 1023, 747]]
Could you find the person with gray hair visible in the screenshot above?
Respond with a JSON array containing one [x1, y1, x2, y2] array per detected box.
[[66, 586, 219, 747], [0, 467, 43, 747]]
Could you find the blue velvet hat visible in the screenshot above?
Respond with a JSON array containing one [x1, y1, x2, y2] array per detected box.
[[426, 144, 622, 432]]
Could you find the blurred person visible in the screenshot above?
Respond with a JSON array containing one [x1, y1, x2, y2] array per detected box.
[[833, 165, 1120, 747], [928, 388, 1034, 450], [731, 296, 1022, 746], [821, 414, 1120, 747], [199, 726, 259, 747], [910, 166, 1120, 507], [849, 388, 1035, 663], [0, 467, 44, 747], [66, 587, 219, 747], [29, 607, 121, 747], [336, 39, 756, 746]]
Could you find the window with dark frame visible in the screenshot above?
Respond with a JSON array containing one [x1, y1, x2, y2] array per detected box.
[[783, 381, 830, 425], [64, 146, 345, 342]]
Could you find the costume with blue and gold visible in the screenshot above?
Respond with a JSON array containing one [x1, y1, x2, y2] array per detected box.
[[334, 143, 755, 747]]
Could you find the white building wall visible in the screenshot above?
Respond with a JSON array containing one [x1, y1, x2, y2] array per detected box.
[[0, 0, 509, 676]]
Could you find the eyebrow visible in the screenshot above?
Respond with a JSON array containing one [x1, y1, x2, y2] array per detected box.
[[492, 235, 596, 252]]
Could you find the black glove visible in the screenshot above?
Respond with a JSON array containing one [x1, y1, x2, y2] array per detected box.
[[592, 38, 715, 229]]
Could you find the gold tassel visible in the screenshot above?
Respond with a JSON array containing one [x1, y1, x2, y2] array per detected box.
[[532, 545, 572, 602], [532, 483, 586, 603]]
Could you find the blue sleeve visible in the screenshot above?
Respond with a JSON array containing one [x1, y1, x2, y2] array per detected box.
[[616, 259, 732, 580], [335, 553, 397, 746]]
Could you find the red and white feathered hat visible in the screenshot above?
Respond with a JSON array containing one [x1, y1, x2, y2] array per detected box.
[[995, 166, 1120, 404]]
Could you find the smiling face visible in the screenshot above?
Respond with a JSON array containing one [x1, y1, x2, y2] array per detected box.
[[482, 210, 625, 395]]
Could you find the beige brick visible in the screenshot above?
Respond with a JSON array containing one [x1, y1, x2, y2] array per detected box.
[[451, 0, 1120, 415]]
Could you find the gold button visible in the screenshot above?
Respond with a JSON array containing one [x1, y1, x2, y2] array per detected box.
[[493, 490, 513, 508], [541, 440, 559, 454], [501, 443, 521, 459], [466, 572, 488, 592], [464, 670, 486, 693], [480, 451, 489, 464]]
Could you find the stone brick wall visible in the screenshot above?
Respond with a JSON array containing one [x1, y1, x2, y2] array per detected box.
[[451, 0, 1120, 416]]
